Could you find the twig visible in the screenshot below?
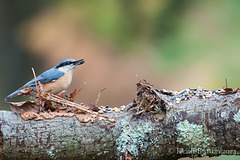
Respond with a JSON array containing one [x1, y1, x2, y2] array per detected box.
[[225, 78, 228, 88], [31, 67, 39, 94], [142, 83, 169, 103], [95, 88, 106, 105], [132, 108, 146, 117], [42, 93, 110, 118], [136, 99, 143, 113]]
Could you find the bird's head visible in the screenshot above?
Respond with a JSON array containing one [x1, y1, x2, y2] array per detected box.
[[55, 58, 84, 73]]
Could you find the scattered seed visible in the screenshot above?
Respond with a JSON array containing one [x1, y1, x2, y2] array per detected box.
[[168, 91, 174, 95], [192, 91, 197, 95], [197, 87, 202, 92], [188, 90, 193, 95], [205, 94, 212, 98], [160, 86, 231, 103], [180, 95, 186, 100], [176, 98, 181, 103], [180, 90, 187, 95], [170, 96, 177, 100], [120, 105, 126, 111], [212, 90, 217, 94], [114, 109, 120, 113], [106, 108, 112, 111]]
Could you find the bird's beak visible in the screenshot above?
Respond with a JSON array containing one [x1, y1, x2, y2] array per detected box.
[[74, 59, 85, 65]]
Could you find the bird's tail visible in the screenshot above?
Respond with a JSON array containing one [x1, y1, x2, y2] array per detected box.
[[5, 90, 21, 102]]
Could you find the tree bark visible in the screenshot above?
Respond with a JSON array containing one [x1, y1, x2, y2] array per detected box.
[[1, 82, 240, 160]]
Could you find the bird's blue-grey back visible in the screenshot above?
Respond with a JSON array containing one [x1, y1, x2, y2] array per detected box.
[[5, 68, 64, 100]]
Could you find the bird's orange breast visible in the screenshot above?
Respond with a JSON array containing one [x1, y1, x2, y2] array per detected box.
[[42, 70, 73, 94]]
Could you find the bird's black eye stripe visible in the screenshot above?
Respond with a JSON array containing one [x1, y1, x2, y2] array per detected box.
[[56, 61, 74, 68]]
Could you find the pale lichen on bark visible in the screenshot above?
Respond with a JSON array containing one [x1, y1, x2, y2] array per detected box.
[[116, 119, 153, 157], [176, 120, 215, 156], [234, 109, 240, 123]]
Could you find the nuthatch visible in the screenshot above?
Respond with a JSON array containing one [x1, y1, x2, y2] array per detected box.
[[5, 58, 84, 101]]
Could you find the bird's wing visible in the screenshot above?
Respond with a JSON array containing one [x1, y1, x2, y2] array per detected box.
[[20, 68, 65, 89], [5, 69, 64, 100]]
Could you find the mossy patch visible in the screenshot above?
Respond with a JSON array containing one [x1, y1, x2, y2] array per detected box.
[[234, 110, 240, 123], [177, 120, 215, 150], [116, 119, 153, 157]]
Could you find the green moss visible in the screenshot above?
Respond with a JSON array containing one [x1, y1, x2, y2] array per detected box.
[[234, 110, 240, 123], [177, 120, 215, 150], [116, 119, 153, 157]]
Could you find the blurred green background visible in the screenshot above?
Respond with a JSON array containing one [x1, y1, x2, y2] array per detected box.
[[1, 1, 240, 159], [1, 0, 240, 111]]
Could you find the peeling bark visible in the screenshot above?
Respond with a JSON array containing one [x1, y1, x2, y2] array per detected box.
[[1, 83, 240, 160]]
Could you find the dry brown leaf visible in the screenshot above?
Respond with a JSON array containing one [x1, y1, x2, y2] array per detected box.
[[8, 85, 116, 124], [108, 117, 116, 123], [233, 88, 240, 93], [75, 114, 95, 123], [106, 123, 115, 129], [224, 88, 233, 93], [34, 115, 44, 120], [98, 117, 106, 121], [88, 103, 100, 112], [218, 88, 240, 95], [55, 112, 75, 117], [21, 111, 43, 121], [40, 112, 56, 119], [9, 100, 40, 113], [40, 112, 75, 119], [70, 88, 81, 102], [58, 109, 67, 113], [17, 87, 33, 97]]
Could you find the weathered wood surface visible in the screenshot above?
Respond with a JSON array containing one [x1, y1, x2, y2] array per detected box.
[[1, 89, 240, 159]]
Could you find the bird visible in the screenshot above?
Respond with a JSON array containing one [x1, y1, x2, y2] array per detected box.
[[5, 58, 84, 101]]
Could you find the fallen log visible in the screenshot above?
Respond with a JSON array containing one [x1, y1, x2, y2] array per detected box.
[[1, 80, 240, 160]]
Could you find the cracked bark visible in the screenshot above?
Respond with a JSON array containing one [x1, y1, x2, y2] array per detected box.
[[1, 86, 240, 160]]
